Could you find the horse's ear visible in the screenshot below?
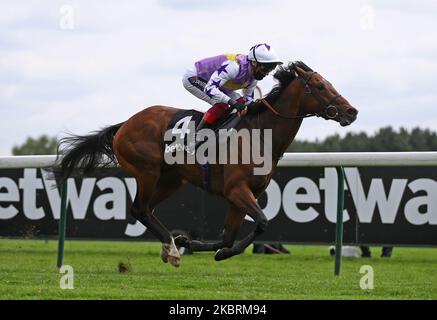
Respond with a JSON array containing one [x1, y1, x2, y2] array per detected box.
[[290, 62, 299, 77], [293, 64, 306, 77], [294, 61, 313, 72]]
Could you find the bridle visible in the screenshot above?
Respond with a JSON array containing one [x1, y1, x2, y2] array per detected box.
[[255, 65, 343, 162], [259, 66, 342, 120]]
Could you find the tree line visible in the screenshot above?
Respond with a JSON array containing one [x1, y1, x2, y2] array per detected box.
[[11, 126, 437, 155], [287, 126, 437, 152]]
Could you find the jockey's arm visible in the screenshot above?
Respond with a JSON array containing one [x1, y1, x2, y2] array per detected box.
[[241, 81, 257, 105], [204, 60, 240, 105]]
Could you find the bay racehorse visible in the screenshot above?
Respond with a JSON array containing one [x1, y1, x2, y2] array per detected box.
[[57, 61, 358, 267]]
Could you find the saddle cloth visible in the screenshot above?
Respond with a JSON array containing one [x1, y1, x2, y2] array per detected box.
[[164, 109, 242, 191], [164, 109, 241, 155]]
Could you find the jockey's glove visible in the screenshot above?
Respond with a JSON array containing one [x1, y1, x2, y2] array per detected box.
[[228, 99, 246, 112]]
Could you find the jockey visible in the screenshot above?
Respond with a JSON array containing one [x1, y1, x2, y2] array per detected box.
[[182, 43, 282, 132]]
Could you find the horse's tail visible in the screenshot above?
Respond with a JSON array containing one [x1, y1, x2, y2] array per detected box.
[[57, 122, 124, 183]]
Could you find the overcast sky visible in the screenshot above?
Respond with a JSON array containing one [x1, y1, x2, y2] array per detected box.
[[1, 0, 436, 155]]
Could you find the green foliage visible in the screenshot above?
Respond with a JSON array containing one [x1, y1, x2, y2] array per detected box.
[[288, 126, 437, 152], [12, 135, 58, 155]]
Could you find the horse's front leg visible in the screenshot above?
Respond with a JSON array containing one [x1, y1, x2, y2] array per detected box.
[[174, 205, 245, 252], [215, 183, 268, 261]]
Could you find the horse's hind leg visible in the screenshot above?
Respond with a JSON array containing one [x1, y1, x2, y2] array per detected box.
[[149, 170, 183, 210], [130, 173, 181, 267], [113, 114, 182, 267], [148, 172, 185, 264], [175, 204, 245, 252]]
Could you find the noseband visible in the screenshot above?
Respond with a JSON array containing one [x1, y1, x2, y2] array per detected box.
[[260, 67, 342, 120], [299, 71, 342, 119]]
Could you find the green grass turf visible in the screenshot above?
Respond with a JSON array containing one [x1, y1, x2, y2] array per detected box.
[[0, 239, 436, 300]]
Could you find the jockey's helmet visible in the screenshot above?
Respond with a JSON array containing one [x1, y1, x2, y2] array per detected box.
[[248, 44, 282, 80], [248, 43, 282, 65]]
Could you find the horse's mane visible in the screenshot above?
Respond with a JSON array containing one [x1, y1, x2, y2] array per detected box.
[[251, 61, 313, 110]]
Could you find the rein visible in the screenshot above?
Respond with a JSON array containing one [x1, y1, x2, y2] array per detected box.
[[259, 99, 316, 120]]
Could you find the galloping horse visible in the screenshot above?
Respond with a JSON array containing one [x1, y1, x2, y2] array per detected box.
[[58, 62, 358, 267]]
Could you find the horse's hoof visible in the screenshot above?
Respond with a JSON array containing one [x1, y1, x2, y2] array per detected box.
[[168, 255, 181, 268], [161, 239, 181, 267], [214, 248, 233, 261], [161, 251, 169, 263], [174, 235, 190, 248]]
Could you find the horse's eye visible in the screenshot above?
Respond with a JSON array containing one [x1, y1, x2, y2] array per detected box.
[[317, 84, 325, 91]]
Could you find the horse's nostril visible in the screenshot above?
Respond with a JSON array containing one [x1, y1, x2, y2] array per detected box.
[[347, 107, 358, 116]]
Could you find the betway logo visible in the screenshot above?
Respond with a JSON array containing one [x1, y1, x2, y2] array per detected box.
[[0, 169, 146, 237], [257, 168, 436, 225], [0, 168, 436, 237]]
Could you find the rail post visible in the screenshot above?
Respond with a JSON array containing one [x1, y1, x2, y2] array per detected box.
[[334, 166, 345, 276], [57, 181, 68, 268]]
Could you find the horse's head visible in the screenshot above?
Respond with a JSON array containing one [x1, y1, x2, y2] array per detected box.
[[292, 62, 358, 126]]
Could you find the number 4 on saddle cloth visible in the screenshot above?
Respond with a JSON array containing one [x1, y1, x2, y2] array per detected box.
[[164, 108, 241, 157]]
